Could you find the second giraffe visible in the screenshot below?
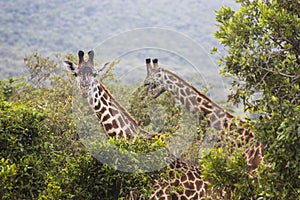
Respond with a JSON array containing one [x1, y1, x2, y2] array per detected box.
[[141, 58, 264, 173]]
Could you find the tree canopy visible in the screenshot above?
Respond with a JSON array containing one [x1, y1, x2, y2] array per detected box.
[[213, 0, 299, 198]]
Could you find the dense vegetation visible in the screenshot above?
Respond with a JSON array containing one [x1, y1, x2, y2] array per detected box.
[[0, 54, 158, 199], [0, 0, 299, 199], [209, 0, 300, 199]]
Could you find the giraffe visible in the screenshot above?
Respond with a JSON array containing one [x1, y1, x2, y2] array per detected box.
[[64, 50, 213, 200], [142, 58, 264, 173]]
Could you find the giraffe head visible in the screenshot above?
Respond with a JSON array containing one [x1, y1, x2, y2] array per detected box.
[[65, 50, 109, 98], [144, 58, 168, 98]]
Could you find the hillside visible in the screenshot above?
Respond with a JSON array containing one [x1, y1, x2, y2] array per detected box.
[[0, 0, 238, 101]]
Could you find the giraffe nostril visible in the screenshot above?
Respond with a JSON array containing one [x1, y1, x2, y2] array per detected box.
[[82, 82, 89, 87], [82, 92, 88, 98]]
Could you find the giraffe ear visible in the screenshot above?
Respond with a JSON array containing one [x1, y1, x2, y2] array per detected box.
[[94, 62, 110, 76], [94, 59, 120, 76], [64, 61, 78, 75]]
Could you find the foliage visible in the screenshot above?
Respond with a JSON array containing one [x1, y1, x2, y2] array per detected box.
[[212, 0, 300, 199], [129, 85, 181, 133], [0, 53, 158, 199], [201, 147, 256, 199], [129, 84, 207, 165]]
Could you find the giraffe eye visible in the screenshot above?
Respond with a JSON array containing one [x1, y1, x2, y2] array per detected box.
[[151, 82, 158, 89]]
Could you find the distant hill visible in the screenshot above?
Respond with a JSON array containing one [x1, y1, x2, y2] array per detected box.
[[0, 0, 240, 102]]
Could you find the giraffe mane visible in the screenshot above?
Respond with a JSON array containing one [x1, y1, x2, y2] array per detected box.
[[162, 68, 235, 118], [98, 81, 141, 128]]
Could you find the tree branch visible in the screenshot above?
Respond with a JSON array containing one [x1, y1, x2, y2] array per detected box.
[[252, 64, 299, 78]]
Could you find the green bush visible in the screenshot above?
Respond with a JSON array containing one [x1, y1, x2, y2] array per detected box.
[[213, 0, 300, 199], [0, 53, 168, 199]]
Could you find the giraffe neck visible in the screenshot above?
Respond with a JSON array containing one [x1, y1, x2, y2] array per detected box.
[[153, 69, 264, 172], [161, 70, 233, 129], [87, 79, 212, 198], [88, 79, 141, 140], [158, 69, 256, 144]]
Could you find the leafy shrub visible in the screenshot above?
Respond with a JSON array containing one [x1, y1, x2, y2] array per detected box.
[[0, 53, 167, 199], [213, 0, 300, 199]]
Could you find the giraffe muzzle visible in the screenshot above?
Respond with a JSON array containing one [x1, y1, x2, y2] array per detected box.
[[82, 92, 88, 98]]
